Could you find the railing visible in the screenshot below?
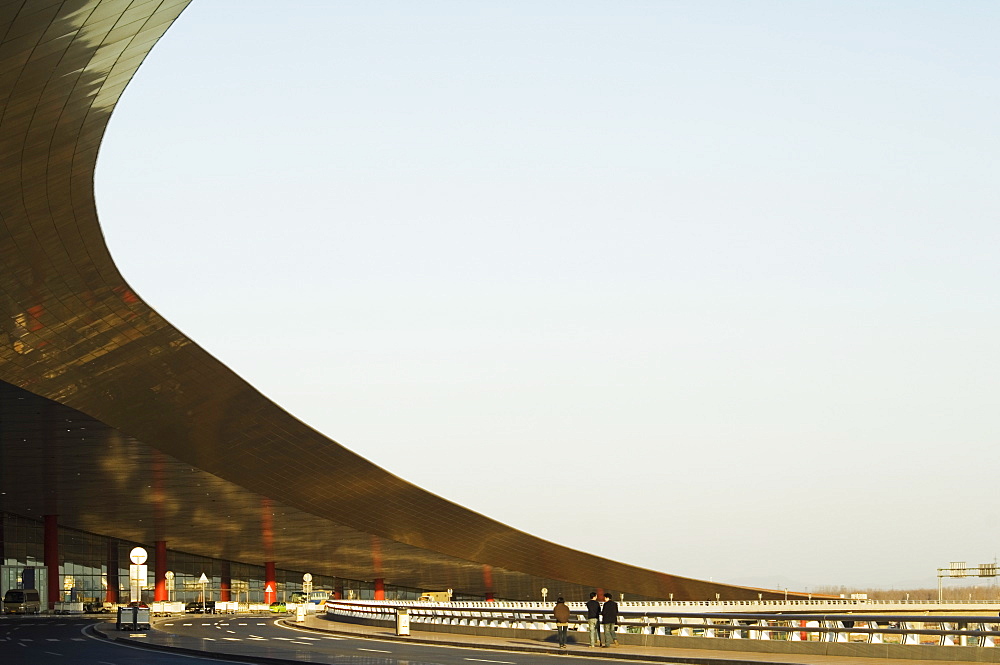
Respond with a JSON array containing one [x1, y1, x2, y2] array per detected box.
[[325, 599, 1000, 648]]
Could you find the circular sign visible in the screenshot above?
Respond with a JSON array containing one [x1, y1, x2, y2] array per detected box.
[[129, 547, 148, 564], [165, 571, 174, 580], [303, 573, 313, 582]]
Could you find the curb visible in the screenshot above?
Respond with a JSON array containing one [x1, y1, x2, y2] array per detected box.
[[280, 618, 797, 665]]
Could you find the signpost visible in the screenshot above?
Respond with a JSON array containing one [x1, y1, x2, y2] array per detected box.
[[128, 548, 147, 603], [937, 561, 998, 602], [199, 573, 209, 608], [165, 571, 175, 602]]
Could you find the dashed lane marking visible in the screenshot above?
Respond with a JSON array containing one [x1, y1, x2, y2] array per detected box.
[[358, 648, 391, 653]]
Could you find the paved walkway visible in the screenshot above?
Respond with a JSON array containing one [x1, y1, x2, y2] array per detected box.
[[290, 613, 994, 665]]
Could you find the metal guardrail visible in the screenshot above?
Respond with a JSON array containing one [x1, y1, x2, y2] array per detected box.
[[326, 600, 1000, 648]]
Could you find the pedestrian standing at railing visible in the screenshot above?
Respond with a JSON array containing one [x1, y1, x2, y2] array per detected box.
[[600, 593, 619, 647], [585, 591, 601, 647], [553, 597, 571, 649]]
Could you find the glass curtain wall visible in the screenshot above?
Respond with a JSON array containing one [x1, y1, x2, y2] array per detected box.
[[2, 512, 428, 605]]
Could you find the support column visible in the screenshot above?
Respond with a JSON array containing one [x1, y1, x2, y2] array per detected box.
[[264, 561, 276, 604], [154, 541, 167, 602], [485, 593, 495, 601], [333, 585, 343, 600], [374, 578, 385, 600], [106, 541, 119, 604], [219, 561, 231, 602], [43, 515, 59, 610]]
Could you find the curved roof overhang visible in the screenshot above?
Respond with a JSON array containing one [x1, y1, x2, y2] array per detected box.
[[0, 0, 805, 601]]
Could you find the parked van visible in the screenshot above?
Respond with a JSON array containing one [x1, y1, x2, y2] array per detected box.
[[3, 589, 41, 614]]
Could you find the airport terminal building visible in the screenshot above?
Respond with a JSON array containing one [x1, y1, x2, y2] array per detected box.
[[0, 0, 799, 609]]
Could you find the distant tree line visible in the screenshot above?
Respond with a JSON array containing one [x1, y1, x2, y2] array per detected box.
[[814, 584, 1000, 602]]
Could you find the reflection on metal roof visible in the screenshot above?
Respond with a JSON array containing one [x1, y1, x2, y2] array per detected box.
[[0, 1, 796, 601]]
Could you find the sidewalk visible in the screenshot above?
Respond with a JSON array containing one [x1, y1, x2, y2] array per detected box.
[[289, 613, 995, 665]]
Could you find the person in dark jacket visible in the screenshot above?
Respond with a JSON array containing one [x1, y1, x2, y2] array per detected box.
[[553, 597, 571, 648], [585, 591, 601, 647], [600, 593, 618, 647]]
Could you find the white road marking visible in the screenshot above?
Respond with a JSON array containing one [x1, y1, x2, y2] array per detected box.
[[238, 623, 247, 625], [358, 648, 391, 653], [44, 651, 62, 656], [465, 660, 515, 664], [290, 641, 310, 645], [163, 623, 174, 626], [296, 636, 320, 640], [222, 638, 242, 641]]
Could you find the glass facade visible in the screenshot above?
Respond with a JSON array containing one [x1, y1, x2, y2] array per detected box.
[[1, 512, 426, 607]]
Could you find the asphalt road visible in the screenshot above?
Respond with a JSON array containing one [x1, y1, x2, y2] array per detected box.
[[0, 616, 231, 665], [1, 615, 644, 664]]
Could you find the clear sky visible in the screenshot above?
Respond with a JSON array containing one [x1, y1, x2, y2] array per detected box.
[[95, 1, 1000, 592]]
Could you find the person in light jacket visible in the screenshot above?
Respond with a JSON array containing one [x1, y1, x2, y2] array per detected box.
[[553, 597, 571, 648], [600, 593, 618, 647]]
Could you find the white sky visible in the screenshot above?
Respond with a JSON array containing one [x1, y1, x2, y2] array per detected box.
[[95, 1, 1000, 592]]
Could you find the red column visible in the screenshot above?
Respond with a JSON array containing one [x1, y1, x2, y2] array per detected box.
[[264, 561, 276, 604], [106, 541, 119, 604], [154, 541, 167, 602], [485, 593, 495, 601], [44, 515, 59, 610], [374, 578, 385, 600], [333, 586, 343, 600], [219, 561, 231, 602]]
